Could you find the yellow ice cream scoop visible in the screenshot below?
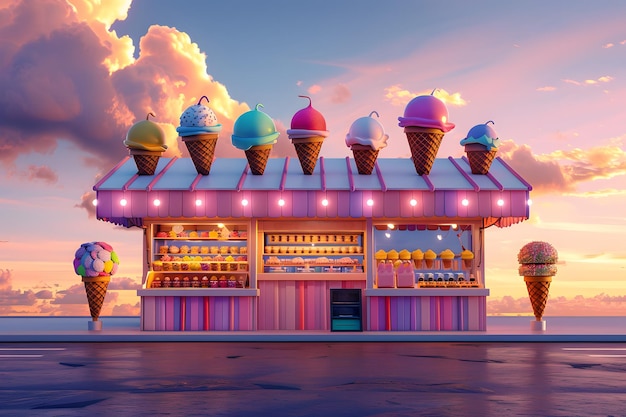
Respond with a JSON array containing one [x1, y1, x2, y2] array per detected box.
[[424, 249, 436, 260], [399, 249, 411, 260], [375, 249, 387, 260], [386, 249, 399, 260], [439, 249, 455, 260], [124, 112, 168, 152], [411, 249, 424, 260], [461, 250, 474, 260]]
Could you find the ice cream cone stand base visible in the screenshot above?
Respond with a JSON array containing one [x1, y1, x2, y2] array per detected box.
[[530, 319, 547, 332], [88, 320, 103, 331]]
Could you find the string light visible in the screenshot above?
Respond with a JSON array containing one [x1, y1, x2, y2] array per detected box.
[[409, 199, 417, 206], [321, 199, 329, 207], [366, 199, 374, 206], [461, 199, 469, 206], [153, 199, 161, 207], [241, 199, 249, 206], [120, 198, 127, 206]]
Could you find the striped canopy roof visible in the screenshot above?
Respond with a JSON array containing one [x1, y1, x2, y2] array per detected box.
[[94, 156, 531, 228]]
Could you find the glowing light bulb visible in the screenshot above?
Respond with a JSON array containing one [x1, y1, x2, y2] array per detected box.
[[497, 199, 504, 206], [451, 224, 458, 229], [437, 234, 443, 241], [461, 199, 469, 206], [241, 199, 249, 206], [278, 199, 285, 206], [387, 224, 395, 229], [321, 199, 329, 207], [366, 199, 374, 206], [153, 199, 161, 207], [527, 199, 533, 206], [92, 199, 98, 206], [409, 199, 417, 206], [120, 198, 127, 206], [195, 199, 202, 206], [217, 223, 224, 228], [385, 233, 391, 238]]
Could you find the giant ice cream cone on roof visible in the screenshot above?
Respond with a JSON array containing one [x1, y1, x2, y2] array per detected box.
[[73, 241, 120, 324], [287, 96, 329, 175], [232, 104, 280, 175], [398, 89, 455, 175], [345, 111, 389, 175], [177, 96, 223, 175], [460, 121, 501, 175], [123, 113, 168, 175], [517, 241, 558, 322]]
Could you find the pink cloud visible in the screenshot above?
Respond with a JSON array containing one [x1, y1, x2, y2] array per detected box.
[[24, 165, 58, 184], [330, 84, 351, 104], [307, 84, 322, 94]]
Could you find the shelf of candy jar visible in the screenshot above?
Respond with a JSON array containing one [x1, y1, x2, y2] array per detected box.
[[263, 255, 363, 273], [154, 224, 248, 240], [154, 241, 248, 258], [146, 271, 249, 289], [266, 233, 361, 245]]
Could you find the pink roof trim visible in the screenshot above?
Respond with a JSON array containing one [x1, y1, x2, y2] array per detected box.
[[320, 157, 327, 191], [93, 156, 130, 190]]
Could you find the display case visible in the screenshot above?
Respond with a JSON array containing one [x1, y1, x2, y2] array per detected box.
[[145, 222, 250, 289], [261, 232, 364, 274]]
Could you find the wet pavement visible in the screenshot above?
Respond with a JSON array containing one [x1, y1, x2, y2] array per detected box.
[[1, 341, 626, 416]]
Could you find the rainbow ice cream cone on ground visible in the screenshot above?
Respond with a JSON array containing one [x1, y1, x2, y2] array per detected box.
[[398, 89, 455, 175], [177, 96, 223, 175], [73, 242, 120, 326], [123, 113, 167, 175], [287, 96, 329, 175], [345, 111, 389, 175], [517, 241, 558, 322], [460, 121, 501, 175], [232, 104, 280, 175]]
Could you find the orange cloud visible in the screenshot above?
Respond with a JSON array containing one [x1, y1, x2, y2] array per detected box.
[[499, 140, 626, 195], [536, 86, 556, 92], [562, 75, 613, 86], [384, 85, 467, 107]]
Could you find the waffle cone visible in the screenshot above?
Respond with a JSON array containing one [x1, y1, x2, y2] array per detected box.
[[129, 149, 161, 175], [524, 276, 552, 320], [292, 136, 324, 175], [404, 127, 444, 175], [466, 147, 497, 175], [351, 144, 379, 175], [82, 276, 111, 321], [183, 134, 219, 175], [245, 144, 272, 175]]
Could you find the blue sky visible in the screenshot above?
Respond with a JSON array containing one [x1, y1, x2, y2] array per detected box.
[[1, 0, 626, 316]]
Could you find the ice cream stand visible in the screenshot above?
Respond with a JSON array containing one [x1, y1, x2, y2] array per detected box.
[[93, 94, 532, 332]]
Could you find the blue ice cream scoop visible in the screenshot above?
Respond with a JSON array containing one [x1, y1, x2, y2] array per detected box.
[[459, 121, 500, 151]]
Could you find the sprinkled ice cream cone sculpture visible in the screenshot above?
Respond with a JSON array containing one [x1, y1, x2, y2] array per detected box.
[[517, 241, 558, 321], [123, 112, 168, 175], [232, 104, 280, 175], [73, 242, 120, 324], [460, 121, 501, 175], [345, 111, 389, 175], [177, 96, 223, 175], [398, 89, 455, 175], [287, 96, 329, 175]]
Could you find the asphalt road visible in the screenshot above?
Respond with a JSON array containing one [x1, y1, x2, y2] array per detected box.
[[1, 342, 625, 416]]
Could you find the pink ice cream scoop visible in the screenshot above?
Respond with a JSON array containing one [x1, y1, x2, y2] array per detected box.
[[398, 90, 455, 132], [287, 96, 329, 175], [397, 89, 455, 175]]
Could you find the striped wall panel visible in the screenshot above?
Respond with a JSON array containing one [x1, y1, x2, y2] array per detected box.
[[367, 295, 486, 331], [140, 296, 257, 331], [258, 280, 367, 330]]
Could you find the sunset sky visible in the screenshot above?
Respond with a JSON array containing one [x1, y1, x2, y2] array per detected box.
[[1, 0, 626, 317]]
